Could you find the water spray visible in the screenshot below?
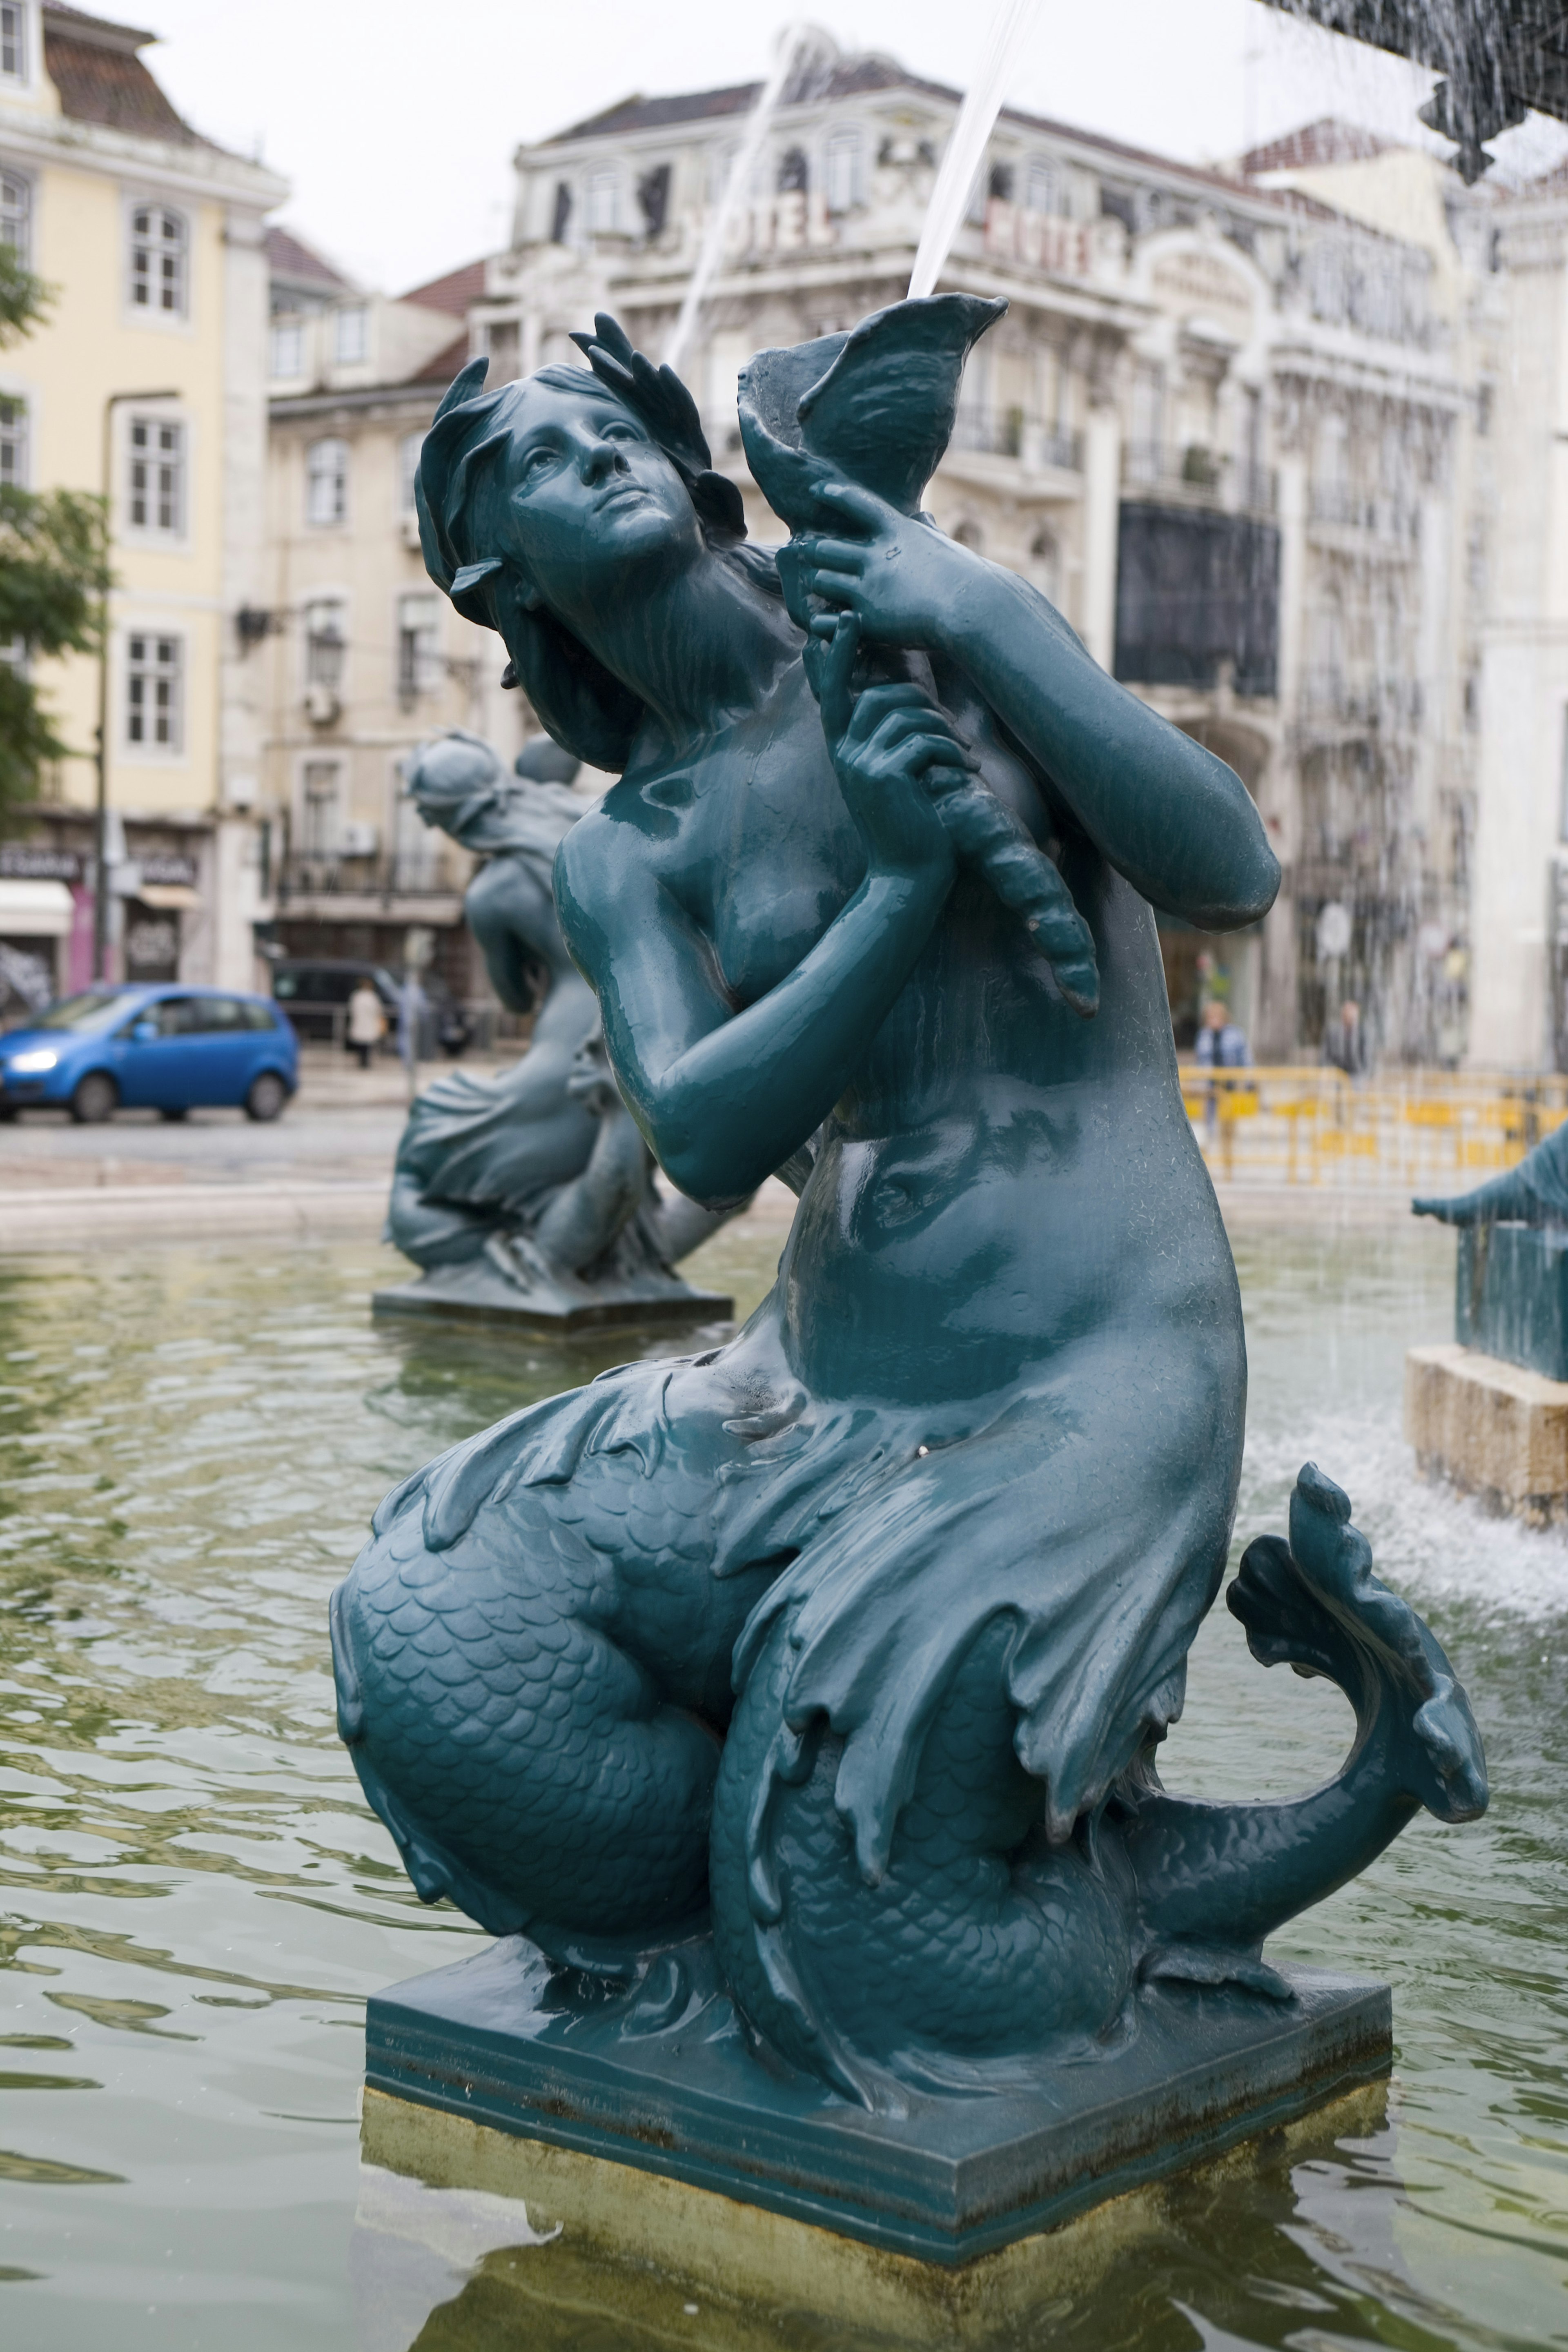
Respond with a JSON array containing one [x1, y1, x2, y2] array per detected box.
[[664, 21, 836, 376], [907, 0, 1046, 300]]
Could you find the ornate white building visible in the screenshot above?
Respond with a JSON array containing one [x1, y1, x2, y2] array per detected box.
[[467, 48, 1484, 1062]]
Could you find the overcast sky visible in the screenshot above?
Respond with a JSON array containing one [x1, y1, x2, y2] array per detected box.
[[143, 0, 1568, 292]]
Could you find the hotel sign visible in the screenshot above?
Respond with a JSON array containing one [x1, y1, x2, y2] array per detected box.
[[983, 200, 1095, 278]]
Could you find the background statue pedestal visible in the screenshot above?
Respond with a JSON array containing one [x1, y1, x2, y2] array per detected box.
[[1455, 1220, 1568, 1379], [372, 1258, 732, 1335], [363, 1937, 1389, 2268], [1405, 1339, 1568, 1525]]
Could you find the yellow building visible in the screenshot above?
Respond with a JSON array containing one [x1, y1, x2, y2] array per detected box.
[[0, 2, 284, 1011]]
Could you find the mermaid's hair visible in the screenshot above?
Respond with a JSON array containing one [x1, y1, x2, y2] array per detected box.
[[416, 318, 781, 772]]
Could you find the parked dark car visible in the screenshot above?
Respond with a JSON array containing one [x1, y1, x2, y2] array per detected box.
[[0, 984, 299, 1123], [269, 959, 473, 1057]]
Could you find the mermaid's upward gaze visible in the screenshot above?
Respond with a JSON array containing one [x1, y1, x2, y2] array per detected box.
[[332, 300, 1485, 2098]]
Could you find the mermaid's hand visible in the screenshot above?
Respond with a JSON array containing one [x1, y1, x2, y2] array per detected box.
[[817, 615, 962, 887], [797, 481, 980, 654]]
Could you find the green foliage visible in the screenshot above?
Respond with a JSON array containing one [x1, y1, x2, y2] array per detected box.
[[0, 240, 51, 347], [0, 485, 111, 831], [0, 245, 108, 831]]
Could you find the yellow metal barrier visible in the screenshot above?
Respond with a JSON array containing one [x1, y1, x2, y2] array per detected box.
[[1180, 1067, 1568, 1188]]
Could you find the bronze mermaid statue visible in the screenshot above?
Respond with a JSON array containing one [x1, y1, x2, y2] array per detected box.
[[332, 299, 1485, 2102]]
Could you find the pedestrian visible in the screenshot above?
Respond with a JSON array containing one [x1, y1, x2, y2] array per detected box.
[[1323, 999, 1367, 1076], [347, 977, 385, 1071], [1194, 998, 1250, 1071], [1195, 997, 1250, 1147]]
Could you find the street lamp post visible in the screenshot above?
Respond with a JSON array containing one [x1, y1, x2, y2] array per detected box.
[[93, 387, 178, 983]]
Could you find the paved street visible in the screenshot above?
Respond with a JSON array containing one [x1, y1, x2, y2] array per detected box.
[[0, 1047, 470, 1191]]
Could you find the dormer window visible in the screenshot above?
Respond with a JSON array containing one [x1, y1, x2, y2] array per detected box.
[[334, 303, 368, 365], [270, 317, 304, 379], [130, 205, 188, 318], [0, 3, 26, 83], [824, 128, 860, 215], [586, 169, 619, 236], [1026, 159, 1060, 216]]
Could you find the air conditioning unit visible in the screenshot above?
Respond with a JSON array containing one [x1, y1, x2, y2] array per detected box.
[[339, 820, 379, 857], [304, 682, 341, 728]]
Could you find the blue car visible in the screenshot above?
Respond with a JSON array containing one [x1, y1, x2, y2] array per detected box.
[[0, 985, 299, 1124]]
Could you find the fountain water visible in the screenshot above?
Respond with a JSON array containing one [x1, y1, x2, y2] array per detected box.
[[664, 21, 837, 375], [907, 0, 1045, 298]]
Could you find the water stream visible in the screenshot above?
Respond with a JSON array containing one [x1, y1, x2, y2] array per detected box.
[[0, 1215, 1564, 2348]]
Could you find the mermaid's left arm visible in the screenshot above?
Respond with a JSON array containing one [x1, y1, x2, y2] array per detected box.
[[797, 484, 1280, 932]]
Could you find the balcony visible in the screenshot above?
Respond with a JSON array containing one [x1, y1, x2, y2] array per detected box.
[[1307, 483, 1421, 546], [1122, 443, 1276, 516], [948, 409, 1082, 472], [274, 850, 466, 925], [1298, 670, 1424, 731]]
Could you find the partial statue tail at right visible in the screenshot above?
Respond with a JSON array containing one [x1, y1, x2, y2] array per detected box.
[[1118, 1462, 1488, 1991]]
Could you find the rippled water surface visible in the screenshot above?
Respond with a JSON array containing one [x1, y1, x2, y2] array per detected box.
[[0, 1216, 1564, 2349]]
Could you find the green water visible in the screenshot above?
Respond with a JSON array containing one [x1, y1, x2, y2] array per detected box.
[[0, 1217, 1563, 2349]]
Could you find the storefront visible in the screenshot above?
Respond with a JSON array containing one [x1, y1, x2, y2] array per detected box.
[[0, 875, 75, 1019]]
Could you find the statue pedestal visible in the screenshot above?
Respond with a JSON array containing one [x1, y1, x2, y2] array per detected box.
[[1405, 1341, 1568, 1524], [362, 1938, 1388, 2271], [1455, 1221, 1568, 1380], [372, 1258, 732, 1334]]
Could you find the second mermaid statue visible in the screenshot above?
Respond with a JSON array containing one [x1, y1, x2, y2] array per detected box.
[[333, 298, 1485, 2102]]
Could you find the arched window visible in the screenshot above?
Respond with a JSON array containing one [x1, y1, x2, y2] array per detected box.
[[0, 170, 29, 265], [824, 127, 860, 215], [1029, 526, 1060, 607], [305, 437, 349, 527], [129, 204, 188, 317]]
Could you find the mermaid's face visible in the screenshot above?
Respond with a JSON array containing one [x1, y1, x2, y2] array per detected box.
[[500, 379, 701, 614]]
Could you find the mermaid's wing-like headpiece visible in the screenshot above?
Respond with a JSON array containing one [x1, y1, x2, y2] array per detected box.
[[738, 294, 1006, 535]]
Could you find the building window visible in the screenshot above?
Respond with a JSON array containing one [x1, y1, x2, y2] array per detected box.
[[483, 318, 520, 379], [398, 430, 422, 516], [129, 205, 188, 318], [824, 128, 860, 214], [0, 170, 29, 264], [397, 590, 440, 708], [270, 317, 304, 378], [334, 303, 368, 364], [550, 181, 572, 243], [125, 632, 183, 753], [128, 415, 184, 536], [0, 393, 27, 489], [0, 3, 25, 82], [777, 146, 809, 194], [300, 759, 341, 856], [1560, 707, 1568, 844], [303, 597, 346, 691], [586, 169, 619, 236], [1025, 158, 1059, 215], [305, 436, 348, 526]]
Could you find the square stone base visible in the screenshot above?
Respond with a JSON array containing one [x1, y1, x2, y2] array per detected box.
[[1405, 1341, 1568, 1523], [364, 1939, 1390, 2270], [360, 2076, 1390, 2346], [372, 1258, 732, 1334]]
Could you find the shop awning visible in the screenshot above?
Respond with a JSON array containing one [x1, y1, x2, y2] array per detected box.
[[136, 883, 201, 911], [0, 880, 73, 937]]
